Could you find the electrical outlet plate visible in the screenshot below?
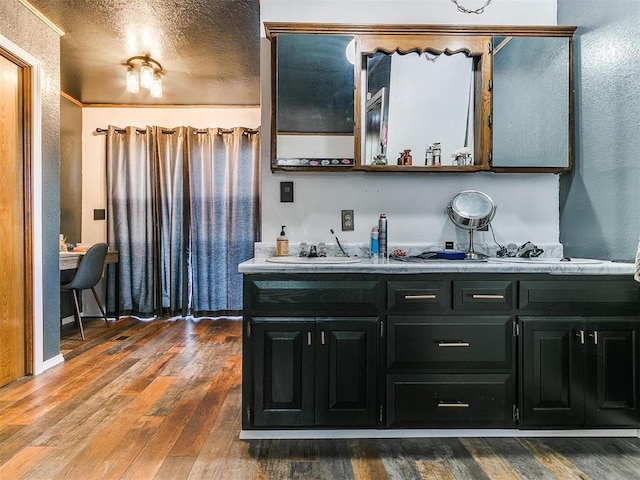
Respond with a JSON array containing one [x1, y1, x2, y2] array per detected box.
[[445, 241, 454, 250], [341, 209, 354, 231]]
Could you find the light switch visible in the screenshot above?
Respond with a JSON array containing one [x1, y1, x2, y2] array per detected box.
[[94, 209, 106, 220], [280, 181, 294, 202]]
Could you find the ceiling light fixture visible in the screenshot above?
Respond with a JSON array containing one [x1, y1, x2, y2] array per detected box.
[[126, 55, 163, 97]]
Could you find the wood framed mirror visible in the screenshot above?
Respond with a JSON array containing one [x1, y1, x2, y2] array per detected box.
[[266, 24, 357, 171], [265, 23, 576, 174], [355, 33, 491, 171]]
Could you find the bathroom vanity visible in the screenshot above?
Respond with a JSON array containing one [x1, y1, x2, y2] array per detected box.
[[239, 258, 640, 436]]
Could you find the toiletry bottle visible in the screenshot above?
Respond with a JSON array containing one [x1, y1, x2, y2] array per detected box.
[[404, 149, 412, 166], [425, 145, 433, 165], [370, 226, 379, 258], [433, 142, 441, 166], [276, 226, 289, 256], [378, 214, 388, 259]]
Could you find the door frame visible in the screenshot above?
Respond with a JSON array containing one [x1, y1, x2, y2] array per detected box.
[[0, 33, 44, 375]]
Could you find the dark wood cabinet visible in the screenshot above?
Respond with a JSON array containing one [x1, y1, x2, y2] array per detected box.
[[520, 316, 640, 428], [386, 313, 517, 428], [250, 316, 379, 428], [315, 318, 379, 426], [243, 272, 640, 431], [586, 325, 640, 426], [252, 318, 315, 427]]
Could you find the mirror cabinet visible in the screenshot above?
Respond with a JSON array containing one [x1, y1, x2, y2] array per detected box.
[[265, 23, 576, 173]]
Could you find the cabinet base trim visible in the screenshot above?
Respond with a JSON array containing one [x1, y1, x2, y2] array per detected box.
[[240, 428, 640, 440]]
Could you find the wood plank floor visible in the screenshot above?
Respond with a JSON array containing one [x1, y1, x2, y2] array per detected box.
[[0, 317, 639, 479]]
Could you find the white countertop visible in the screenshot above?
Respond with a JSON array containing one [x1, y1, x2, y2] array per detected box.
[[239, 256, 635, 276]]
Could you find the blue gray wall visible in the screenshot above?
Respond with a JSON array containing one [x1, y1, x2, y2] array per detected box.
[[559, 1, 640, 260], [61, 96, 82, 244], [0, 1, 61, 361]]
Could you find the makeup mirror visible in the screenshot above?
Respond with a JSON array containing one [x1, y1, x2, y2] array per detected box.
[[448, 190, 496, 259]]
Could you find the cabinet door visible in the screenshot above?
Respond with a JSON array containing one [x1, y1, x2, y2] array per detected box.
[[520, 317, 584, 427], [315, 317, 378, 426], [252, 318, 315, 427], [584, 319, 640, 427]]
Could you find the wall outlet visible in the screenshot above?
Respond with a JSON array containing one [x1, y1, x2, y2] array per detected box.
[[445, 241, 454, 250], [341, 209, 354, 231]]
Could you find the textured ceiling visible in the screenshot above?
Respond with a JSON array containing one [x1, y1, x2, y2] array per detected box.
[[29, 0, 260, 105]]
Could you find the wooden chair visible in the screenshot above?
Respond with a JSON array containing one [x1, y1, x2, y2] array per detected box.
[[61, 243, 111, 340]]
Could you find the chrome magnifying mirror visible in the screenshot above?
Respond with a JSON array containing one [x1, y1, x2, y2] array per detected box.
[[447, 190, 497, 260]]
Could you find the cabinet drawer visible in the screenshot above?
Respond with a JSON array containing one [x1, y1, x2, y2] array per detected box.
[[246, 277, 383, 316], [519, 280, 640, 314], [387, 281, 451, 313], [453, 281, 513, 311], [386, 373, 515, 428], [387, 316, 513, 371]]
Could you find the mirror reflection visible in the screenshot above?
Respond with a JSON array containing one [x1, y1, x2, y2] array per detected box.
[[364, 51, 476, 166], [492, 36, 570, 168], [275, 34, 355, 168]]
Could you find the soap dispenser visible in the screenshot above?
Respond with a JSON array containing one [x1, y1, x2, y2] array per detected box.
[[276, 226, 289, 256]]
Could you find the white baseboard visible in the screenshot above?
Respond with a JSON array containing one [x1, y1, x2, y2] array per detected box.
[[61, 315, 75, 326], [240, 428, 640, 440], [41, 353, 65, 372]]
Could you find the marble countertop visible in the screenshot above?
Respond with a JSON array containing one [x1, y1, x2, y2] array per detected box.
[[239, 256, 635, 276]]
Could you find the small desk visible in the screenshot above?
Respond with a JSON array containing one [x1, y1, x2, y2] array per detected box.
[[59, 250, 119, 270], [60, 250, 120, 318]]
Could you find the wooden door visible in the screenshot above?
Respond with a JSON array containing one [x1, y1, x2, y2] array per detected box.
[[0, 53, 27, 387], [584, 319, 640, 427], [252, 318, 315, 427], [315, 317, 378, 426], [519, 316, 584, 427]]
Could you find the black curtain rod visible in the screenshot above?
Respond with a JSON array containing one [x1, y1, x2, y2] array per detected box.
[[95, 127, 259, 136]]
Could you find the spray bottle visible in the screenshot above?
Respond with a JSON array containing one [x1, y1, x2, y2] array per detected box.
[[370, 226, 379, 258], [378, 214, 388, 259]]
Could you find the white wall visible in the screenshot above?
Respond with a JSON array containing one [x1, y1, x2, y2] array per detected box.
[[81, 107, 260, 244], [261, 0, 561, 249]]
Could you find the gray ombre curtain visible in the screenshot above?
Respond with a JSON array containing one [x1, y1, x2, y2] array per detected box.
[[187, 127, 261, 314], [155, 126, 188, 315], [106, 126, 158, 315], [106, 125, 260, 317]]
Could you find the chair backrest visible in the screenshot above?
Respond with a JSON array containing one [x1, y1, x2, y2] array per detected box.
[[65, 243, 109, 290]]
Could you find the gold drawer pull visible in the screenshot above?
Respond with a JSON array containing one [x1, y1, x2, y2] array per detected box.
[[438, 401, 470, 408], [438, 342, 470, 347], [471, 294, 505, 300], [404, 294, 437, 300]]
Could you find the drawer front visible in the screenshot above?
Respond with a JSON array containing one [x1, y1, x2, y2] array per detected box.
[[519, 280, 640, 315], [246, 278, 383, 316], [387, 281, 451, 314], [387, 316, 513, 371], [453, 281, 513, 312], [386, 373, 515, 428]]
